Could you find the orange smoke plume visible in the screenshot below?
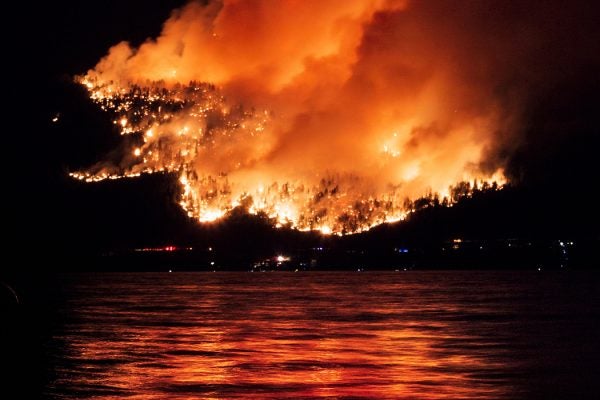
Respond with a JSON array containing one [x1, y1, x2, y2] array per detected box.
[[72, 0, 512, 234]]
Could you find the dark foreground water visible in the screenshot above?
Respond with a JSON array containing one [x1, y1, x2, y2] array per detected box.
[[44, 272, 599, 399]]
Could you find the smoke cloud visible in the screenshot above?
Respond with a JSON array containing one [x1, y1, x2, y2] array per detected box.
[[73, 0, 598, 233]]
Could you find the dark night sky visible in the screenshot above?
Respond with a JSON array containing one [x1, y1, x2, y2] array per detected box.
[[7, 0, 599, 268]]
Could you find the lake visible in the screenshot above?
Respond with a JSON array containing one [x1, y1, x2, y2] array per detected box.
[[43, 271, 599, 399]]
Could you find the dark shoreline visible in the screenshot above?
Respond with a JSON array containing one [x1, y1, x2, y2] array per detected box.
[[41, 237, 598, 272]]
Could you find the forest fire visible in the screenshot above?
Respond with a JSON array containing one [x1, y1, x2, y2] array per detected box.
[[70, 0, 511, 234]]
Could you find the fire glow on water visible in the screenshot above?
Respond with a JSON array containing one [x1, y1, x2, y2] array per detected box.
[[71, 0, 510, 234]]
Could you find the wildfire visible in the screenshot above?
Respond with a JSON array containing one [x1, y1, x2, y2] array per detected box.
[[70, 0, 511, 234]]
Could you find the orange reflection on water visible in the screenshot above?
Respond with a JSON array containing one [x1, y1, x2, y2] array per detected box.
[[48, 273, 515, 399]]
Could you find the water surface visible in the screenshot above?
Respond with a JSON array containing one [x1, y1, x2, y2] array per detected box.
[[46, 272, 600, 399]]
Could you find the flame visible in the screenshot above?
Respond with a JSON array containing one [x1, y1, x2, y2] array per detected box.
[[70, 0, 512, 234], [199, 209, 226, 223]]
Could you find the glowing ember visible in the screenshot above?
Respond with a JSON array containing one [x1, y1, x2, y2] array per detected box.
[[70, 0, 510, 234]]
